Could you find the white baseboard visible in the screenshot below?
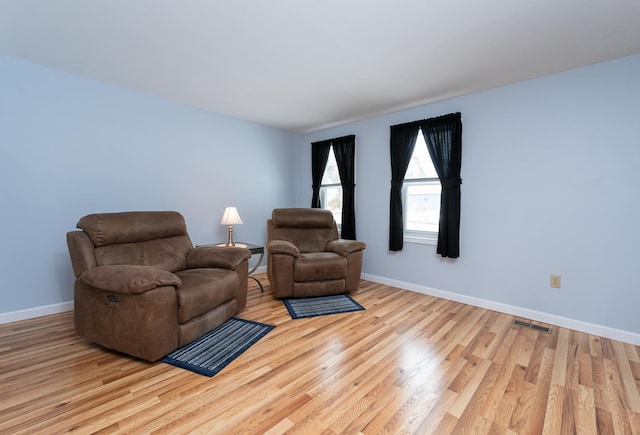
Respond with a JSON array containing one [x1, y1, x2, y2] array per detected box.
[[361, 273, 640, 346], [0, 301, 74, 325]]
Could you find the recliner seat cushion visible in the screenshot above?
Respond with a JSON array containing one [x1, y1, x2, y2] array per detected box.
[[294, 252, 346, 282], [175, 268, 239, 324]]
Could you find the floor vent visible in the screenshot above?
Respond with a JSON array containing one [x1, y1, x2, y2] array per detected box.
[[512, 319, 552, 334]]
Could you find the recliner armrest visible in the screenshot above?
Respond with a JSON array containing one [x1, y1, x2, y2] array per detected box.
[[80, 265, 181, 294], [266, 240, 300, 257], [326, 239, 366, 256], [187, 246, 251, 270]]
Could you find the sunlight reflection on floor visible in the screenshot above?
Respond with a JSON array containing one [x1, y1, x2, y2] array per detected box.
[[399, 341, 444, 393]]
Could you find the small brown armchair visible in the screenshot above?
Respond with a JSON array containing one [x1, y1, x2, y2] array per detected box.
[[66, 211, 251, 361], [266, 208, 366, 298]]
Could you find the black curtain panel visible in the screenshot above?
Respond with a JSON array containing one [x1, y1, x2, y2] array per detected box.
[[420, 112, 462, 258], [333, 135, 357, 240], [388, 123, 421, 251], [311, 140, 331, 208]]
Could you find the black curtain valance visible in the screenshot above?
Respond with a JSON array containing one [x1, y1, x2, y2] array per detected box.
[[311, 135, 355, 147]]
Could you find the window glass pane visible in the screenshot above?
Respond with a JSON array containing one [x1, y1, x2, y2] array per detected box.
[[321, 186, 342, 225], [403, 130, 440, 238], [320, 146, 342, 226], [406, 130, 438, 179], [405, 182, 440, 233], [321, 147, 340, 184]]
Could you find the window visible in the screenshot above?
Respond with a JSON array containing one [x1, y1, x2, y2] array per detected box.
[[403, 129, 440, 242], [389, 113, 460, 255], [320, 146, 342, 226]]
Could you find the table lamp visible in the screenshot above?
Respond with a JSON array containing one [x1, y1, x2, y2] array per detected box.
[[220, 206, 243, 247]]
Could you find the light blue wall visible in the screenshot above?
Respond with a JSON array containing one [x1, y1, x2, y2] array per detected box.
[[299, 54, 640, 335], [0, 56, 299, 315], [3, 54, 639, 337]]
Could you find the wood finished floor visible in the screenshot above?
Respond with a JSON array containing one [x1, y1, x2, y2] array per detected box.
[[1, 275, 640, 434]]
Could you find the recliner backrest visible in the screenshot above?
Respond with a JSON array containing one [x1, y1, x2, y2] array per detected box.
[[76, 211, 193, 272], [269, 208, 338, 253]]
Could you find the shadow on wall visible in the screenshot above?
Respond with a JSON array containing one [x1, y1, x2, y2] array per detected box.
[[54, 251, 75, 303]]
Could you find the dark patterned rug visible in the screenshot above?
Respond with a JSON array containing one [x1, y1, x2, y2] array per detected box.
[[161, 317, 274, 377], [283, 294, 365, 319]]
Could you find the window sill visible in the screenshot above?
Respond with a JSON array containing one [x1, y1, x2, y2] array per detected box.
[[404, 235, 437, 246]]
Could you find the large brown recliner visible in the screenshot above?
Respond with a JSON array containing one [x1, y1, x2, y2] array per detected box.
[[266, 208, 366, 298], [66, 211, 251, 362]]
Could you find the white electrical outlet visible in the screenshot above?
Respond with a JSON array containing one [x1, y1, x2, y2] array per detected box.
[[550, 274, 561, 288]]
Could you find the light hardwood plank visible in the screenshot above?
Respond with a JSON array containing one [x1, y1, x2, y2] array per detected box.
[[1, 275, 639, 434]]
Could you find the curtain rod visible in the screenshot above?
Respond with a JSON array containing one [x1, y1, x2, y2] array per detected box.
[[390, 112, 461, 129], [311, 134, 355, 146]]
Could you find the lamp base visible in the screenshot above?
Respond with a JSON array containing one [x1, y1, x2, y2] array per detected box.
[[225, 225, 242, 247]]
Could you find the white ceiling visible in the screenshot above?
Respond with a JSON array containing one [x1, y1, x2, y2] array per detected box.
[[2, 1, 640, 133]]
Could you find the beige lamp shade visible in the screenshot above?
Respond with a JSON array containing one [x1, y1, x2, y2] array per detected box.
[[220, 206, 243, 225], [220, 207, 243, 246]]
